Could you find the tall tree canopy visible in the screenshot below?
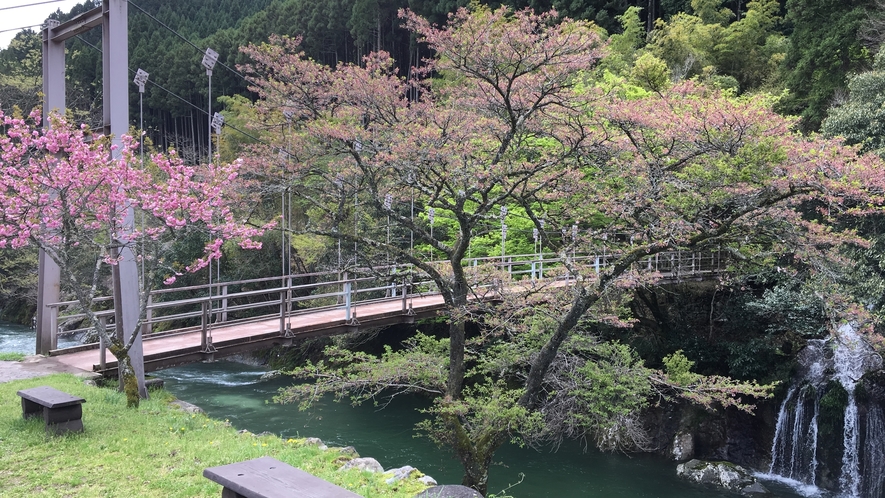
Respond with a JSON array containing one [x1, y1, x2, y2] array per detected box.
[[238, 6, 885, 493], [777, 0, 874, 131]]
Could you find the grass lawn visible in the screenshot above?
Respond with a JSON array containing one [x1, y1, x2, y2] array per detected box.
[[0, 373, 429, 497]]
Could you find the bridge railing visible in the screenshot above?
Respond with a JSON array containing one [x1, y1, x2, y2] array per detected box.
[[45, 250, 724, 354]]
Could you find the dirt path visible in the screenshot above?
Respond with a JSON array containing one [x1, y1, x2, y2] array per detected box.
[[0, 355, 99, 383]]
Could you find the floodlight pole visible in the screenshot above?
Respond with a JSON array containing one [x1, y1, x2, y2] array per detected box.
[[201, 48, 218, 344], [134, 68, 149, 335], [203, 47, 218, 165], [428, 207, 435, 261], [500, 206, 507, 266]]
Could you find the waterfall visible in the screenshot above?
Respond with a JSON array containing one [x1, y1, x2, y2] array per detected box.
[[863, 405, 885, 498], [763, 324, 883, 498], [767, 339, 827, 487]]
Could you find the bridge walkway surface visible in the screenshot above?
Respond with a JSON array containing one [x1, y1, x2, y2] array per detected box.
[[44, 251, 724, 377], [50, 293, 446, 376]]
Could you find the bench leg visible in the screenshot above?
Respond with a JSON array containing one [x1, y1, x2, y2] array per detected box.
[[221, 487, 247, 498], [46, 419, 84, 435], [21, 398, 42, 419], [43, 405, 84, 435]]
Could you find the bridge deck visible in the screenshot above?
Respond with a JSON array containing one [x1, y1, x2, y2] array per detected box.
[[51, 293, 447, 376]]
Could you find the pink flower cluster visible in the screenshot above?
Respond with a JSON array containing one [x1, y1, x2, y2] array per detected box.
[[0, 111, 263, 278]]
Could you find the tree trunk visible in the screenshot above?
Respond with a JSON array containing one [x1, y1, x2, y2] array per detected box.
[[109, 342, 140, 408], [447, 317, 466, 399], [460, 451, 492, 496], [443, 411, 499, 497]]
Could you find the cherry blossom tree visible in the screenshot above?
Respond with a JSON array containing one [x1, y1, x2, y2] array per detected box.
[[239, 7, 885, 493], [0, 110, 264, 406]]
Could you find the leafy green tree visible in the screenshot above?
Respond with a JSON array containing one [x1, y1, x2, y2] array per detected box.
[[0, 247, 38, 324], [647, 0, 784, 90], [631, 52, 671, 91], [648, 12, 721, 79], [0, 30, 42, 116], [822, 47, 885, 156], [691, 0, 733, 24], [777, 0, 873, 131], [238, 7, 885, 493], [715, 0, 783, 90]]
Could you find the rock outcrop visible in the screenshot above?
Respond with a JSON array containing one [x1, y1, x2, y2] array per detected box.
[[676, 459, 771, 496]]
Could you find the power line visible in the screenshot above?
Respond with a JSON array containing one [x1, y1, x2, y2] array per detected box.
[[0, 0, 74, 12], [126, 0, 248, 83], [0, 24, 41, 34], [74, 34, 271, 149]]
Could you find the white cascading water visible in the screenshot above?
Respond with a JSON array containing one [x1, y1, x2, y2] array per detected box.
[[766, 339, 827, 491], [833, 324, 866, 497], [763, 324, 883, 498], [863, 405, 885, 498]]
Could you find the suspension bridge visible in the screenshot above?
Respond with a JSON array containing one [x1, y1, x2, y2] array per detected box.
[[47, 251, 725, 376], [29, 1, 726, 378]]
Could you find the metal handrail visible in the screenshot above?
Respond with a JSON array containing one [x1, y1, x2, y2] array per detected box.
[[45, 250, 725, 353]]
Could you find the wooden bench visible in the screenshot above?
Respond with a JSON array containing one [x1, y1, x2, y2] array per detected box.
[[203, 456, 362, 498], [16, 386, 86, 435]]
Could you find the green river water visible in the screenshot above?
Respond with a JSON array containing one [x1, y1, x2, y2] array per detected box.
[[0, 323, 808, 497], [155, 361, 808, 498]]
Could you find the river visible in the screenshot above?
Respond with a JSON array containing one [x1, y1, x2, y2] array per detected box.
[[155, 360, 809, 498], [0, 320, 79, 354], [0, 322, 810, 497]]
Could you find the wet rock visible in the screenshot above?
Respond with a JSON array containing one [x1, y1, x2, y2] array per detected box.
[[385, 465, 419, 484], [144, 377, 165, 389], [418, 475, 438, 486], [304, 437, 328, 450], [170, 400, 205, 414], [676, 459, 771, 496], [339, 457, 384, 473], [333, 446, 360, 458], [414, 485, 484, 498], [741, 482, 772, 496], [259, 370, 281, 380], [671, 430, 694, 461]]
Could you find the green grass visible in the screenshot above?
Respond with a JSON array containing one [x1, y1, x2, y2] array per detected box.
[[0, 374, 429, 498], [0, 353, 25, 361]]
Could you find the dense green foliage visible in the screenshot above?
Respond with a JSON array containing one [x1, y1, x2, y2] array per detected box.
[[3, 0, 885, 492], [822, 47, 885, 156], [776, 0, 874, 131], [0, 247, 37, 323], [0, 0, 872, 150]]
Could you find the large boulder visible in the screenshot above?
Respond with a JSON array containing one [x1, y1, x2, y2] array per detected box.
[[676, 459, 771, 496]]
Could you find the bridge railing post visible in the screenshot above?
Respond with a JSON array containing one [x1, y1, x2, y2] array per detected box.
[[201, 301, 208, 351], [344, 279, 352, 322], [221, 285, 228, 323], [142, 293, 152, 337], [279, 288, 286, 334], [99, 316, 107, 371], [402, 277, 408, 312], [49, 304, 58, 351]]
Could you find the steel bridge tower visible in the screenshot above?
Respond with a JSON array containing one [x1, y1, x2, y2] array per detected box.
[[39, 0, 145, 397]]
